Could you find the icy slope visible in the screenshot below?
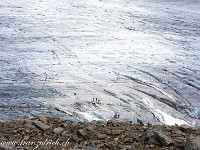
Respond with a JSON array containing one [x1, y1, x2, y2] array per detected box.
[[0, 0, 199, 126]]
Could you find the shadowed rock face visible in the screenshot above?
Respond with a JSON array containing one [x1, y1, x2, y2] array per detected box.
[[185, 135, 200, 150], [0, 116, 199, 149], [0, 0, 200, 125]]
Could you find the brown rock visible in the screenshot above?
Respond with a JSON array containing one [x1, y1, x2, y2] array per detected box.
[[123, 137, 132, 143], [77, 129, 88, 139], [137, 119, 144, 127], [111, 130, 123, 135]]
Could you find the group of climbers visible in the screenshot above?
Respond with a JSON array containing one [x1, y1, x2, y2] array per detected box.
[[91, 98, 120, 119], [91, 98, 101, 106]]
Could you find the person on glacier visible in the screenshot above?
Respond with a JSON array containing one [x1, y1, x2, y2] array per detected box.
[[92, 98, 95, 105]]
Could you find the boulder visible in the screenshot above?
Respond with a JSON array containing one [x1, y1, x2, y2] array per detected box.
[[38, 115, 48, 124], [24, 124, 36, 130], [77, 129, 88, 139], [137, 119, 144, 127], [86, 126, 94, 131], [53, 127, 64, 134], [143, 130, 154, 140], [153, 131, 173, 146], [185, 135, 200, 150], [33, 120, 50, 131]]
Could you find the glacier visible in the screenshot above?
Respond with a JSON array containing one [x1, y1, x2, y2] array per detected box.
[[0, 0, 200, 126]]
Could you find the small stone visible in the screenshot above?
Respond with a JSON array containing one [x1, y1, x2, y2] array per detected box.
[[111, 130, 123, 135], [24, 124, 36, 130], [38, 115, 48, 124], [97, 133, 107, 139], [62, 131, 68, 137], [0, 143, 14, 150], [53, 127, 64, 135], [185, 135, 200, 150], [24, 136, 30, 140], [114, 138, 118, 142], [33, 120, 50, 131], [123, 137, 132, 143], [82, 146, 97, 150], [133, 141, 139, 147], [86, 126, 94, 131], [72, 135, 82, 142], [153, 131, 173, 146], [95, 143, 105, 148]]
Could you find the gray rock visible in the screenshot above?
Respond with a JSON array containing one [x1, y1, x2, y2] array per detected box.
[[62, 131, 68, 137], [24, 124, 36, 130], [86, 126, 94, 131], [185, 135, 200, 150], [143, 130, 154, 140], [33, 120, 50, 131], [114, 138, 119, 142], [73, 135, 82, 142], [38, 115, 48, 124], [0, 143, 14, 150], [133, 141, 139, 147], [96, 133, 107, 139], [153, 131, 173, 146], [82, 146, 97, 150], [53, 127, 64, 134]]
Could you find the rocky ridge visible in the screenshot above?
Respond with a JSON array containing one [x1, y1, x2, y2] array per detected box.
[[0, 116, 199, 150]]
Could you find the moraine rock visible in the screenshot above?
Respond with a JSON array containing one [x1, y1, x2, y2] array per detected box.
[[137, 119, 144, 127], [53, 127, 64, 135], [86, 126, 94, 131], [96, 133, 107, 139], [77, 129, 88, 139], [153, 131, 173, 146], [33, 120, 50, 131], [0, 143, 14, 150], [24, 124, 36, 130], [185, 135, 200, 150], [38, 115, 48, 124], [143, 130, 154, 140]]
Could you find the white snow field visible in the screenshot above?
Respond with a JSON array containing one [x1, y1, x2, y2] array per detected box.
[[0, 0, 200, 126]]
